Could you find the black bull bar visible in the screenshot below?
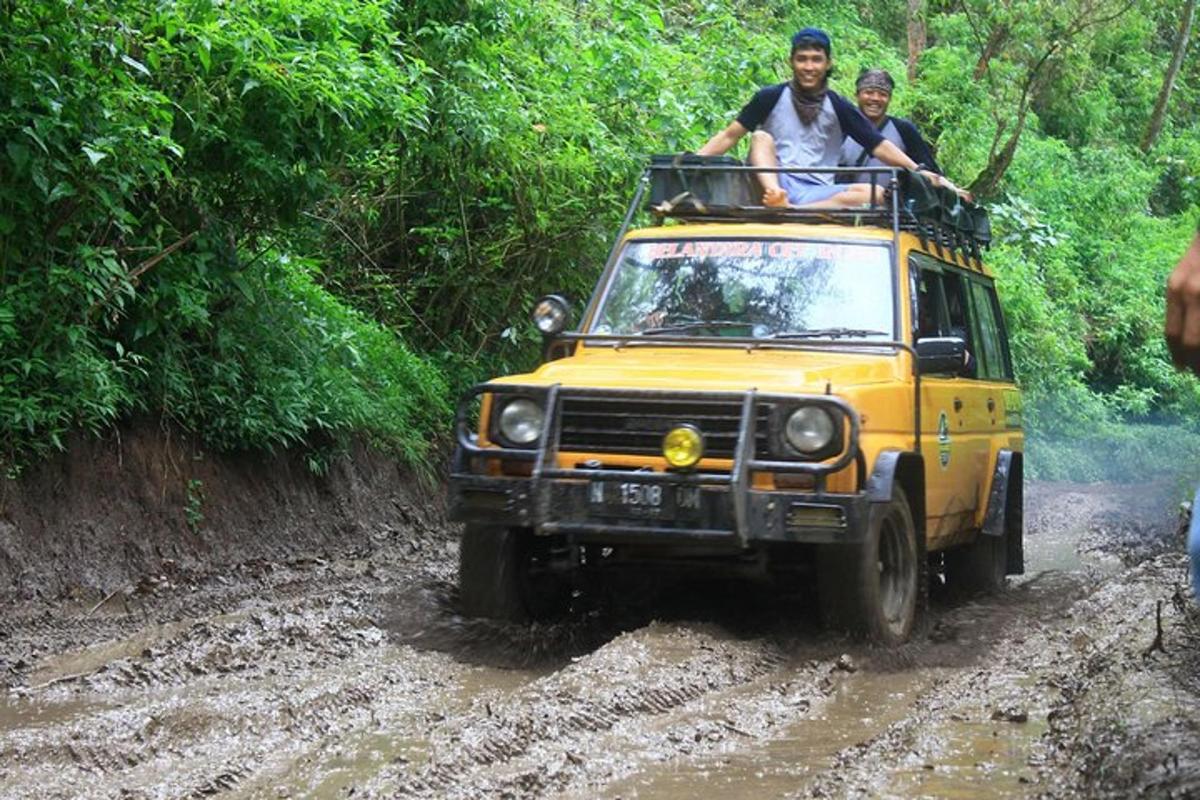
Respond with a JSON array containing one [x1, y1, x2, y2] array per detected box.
[[449, 384, 876, 547]]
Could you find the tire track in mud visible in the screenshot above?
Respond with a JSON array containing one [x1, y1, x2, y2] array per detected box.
[[789, 562, 1188, 799], [0, 560, 473, 798], [2, 480, 1196, 799], [3, 641, 469, 798], [380, 623, 794, 799]]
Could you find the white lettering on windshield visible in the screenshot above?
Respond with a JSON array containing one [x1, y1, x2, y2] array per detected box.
[[643, 240, 840, 261], [644, 241, 764, 260]]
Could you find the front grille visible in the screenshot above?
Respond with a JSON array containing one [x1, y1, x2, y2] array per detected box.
[[558, 396, 771, 459]]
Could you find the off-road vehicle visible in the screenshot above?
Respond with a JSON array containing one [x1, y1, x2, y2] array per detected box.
[[448, 159, 1023, 643]]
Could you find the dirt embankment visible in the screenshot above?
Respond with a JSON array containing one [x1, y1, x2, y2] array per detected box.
[[1, 429, 1199, 799], [0, 421, 444, 603]]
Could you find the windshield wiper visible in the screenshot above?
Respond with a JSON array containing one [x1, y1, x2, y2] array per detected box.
[[770, 327, 889, 340], [641, 320, 757, 336]]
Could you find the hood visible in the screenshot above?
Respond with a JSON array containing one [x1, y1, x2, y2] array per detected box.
[[492, 344, 903, 396]]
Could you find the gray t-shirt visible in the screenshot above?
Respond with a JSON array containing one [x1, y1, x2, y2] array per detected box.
[[839, 115, 942, 182], [840, 118, 904, 184], [735, 84, 884, 185]]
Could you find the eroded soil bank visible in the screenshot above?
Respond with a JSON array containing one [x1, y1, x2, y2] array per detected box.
[[0, 423, 443, 602], [1, 433, 1198, 798]]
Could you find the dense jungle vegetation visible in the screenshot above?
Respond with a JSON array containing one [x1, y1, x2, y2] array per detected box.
[[1, 0, 1198, 479]]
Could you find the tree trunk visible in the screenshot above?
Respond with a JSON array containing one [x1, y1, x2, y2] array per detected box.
[[968, 101, 1030, 198], [973, 24, 1010, 80], [907, 0, 926, 82], [1141, 0, 1197, 153]]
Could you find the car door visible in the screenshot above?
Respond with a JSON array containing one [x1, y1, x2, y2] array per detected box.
[[912, 255, 979, 543], [965, 276, 1018, 525]]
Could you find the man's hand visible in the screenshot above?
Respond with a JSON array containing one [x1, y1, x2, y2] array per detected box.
[[1165, 232, 1200, 374], [919, 169, 943, 187]]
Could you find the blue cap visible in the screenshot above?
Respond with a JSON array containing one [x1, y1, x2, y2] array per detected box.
[[791, 27, 831, 55]]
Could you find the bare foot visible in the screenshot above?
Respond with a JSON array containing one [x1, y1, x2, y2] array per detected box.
[[762, 187, 789, 207]]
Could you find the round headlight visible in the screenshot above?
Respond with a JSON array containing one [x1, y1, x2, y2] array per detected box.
[[785, 407, 836, 454], [532, 295, 570, 335], [498, 398, 544, 445], [662, 424, 704, 469]]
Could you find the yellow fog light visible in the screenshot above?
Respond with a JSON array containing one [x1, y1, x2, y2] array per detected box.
[[662, 424, 704, 469]]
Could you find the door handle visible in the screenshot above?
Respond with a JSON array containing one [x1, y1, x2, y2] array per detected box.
[[953, 398, 963, 412]]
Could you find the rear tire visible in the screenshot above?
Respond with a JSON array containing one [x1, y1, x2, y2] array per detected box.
[[457, 525, 572, 622], [817, 486, 920, 644]]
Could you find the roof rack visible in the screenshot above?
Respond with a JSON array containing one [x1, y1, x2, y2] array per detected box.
[[627, 154, 991, 269]]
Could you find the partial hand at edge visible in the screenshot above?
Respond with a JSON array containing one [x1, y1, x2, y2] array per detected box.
[[1166, 233, 1200, 375]]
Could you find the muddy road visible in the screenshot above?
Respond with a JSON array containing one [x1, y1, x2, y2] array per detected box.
[[2, 481, 1199, 799]]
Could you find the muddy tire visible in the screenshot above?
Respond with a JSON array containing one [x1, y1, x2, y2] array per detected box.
[[457, 525, 572, 622], [817, 486, 920, 644], [944, 527, 1006, 597]]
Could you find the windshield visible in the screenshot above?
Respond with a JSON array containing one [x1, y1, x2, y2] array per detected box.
[[589, 238, 895, 340]]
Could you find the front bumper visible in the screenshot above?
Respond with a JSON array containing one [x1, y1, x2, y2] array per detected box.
[[449, 384, 874, 548], [450, 473, 871, 546]]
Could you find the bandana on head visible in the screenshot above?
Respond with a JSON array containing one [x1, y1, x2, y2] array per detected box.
[[856, 69, 895, 95]]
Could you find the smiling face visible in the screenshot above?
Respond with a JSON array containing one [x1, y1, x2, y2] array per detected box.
[[856, 87, 891, 124], [789, 46, 831, 91]]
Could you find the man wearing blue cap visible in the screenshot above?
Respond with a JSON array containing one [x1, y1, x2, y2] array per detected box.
[[698, 28, 941, 208]]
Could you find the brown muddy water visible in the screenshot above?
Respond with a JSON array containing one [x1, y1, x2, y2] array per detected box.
[[1, 481, 1199, 799]]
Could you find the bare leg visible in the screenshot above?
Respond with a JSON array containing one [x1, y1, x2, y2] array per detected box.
[[748, 131, 788, 207], [794, 182, 885, 210]]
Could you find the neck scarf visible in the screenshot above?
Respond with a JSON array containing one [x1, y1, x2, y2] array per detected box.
[[789, 79, 827, 126]]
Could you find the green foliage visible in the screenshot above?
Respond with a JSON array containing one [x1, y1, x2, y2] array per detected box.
[[322, 0, 900, 382], [140, 253, 447, 462], [1, 0, 1198, 480], [0, 0, 444, 467], [1029, 424, 1200, 484]]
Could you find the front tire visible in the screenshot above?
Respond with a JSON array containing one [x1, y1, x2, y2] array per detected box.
[[457, 525, 572, 622], [818, 486, 921, 644]]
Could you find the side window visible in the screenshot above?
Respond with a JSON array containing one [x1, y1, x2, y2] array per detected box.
[[968, 280, 1012, 380], [939, 271, 976, 377], [911, 255, 949, 340], [916, 270, 944, 339]]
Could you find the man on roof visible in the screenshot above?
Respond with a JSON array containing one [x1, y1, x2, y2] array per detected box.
[[697, 28, 941, 209], [839, 69, 940, 183]]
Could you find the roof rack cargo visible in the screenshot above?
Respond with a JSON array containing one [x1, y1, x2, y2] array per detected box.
[[625, 154, 990, 267]]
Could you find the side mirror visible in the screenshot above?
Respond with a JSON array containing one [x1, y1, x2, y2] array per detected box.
[[531, 294, 572, 337], [916, 336, 967, 375]]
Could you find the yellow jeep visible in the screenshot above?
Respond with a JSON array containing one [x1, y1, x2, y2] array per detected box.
[[449, 161, 1023, 643]]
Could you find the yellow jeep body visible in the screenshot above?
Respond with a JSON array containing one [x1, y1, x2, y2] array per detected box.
[[449, 169, 1022, 640], [455, 223, 1021, 554]]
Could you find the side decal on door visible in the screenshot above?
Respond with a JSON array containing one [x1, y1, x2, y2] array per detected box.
[[937, 411, 952, 469], [1002, 389, 1023, 429]]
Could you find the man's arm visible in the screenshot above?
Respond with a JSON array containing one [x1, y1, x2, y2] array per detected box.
[[697, 121, 749, 156], [870, 139, 920, 171], [872, 138, 952, 189], [893, 118, 942, 175], [1166, 231, 1200, 374], [697, 85, 782, 156]]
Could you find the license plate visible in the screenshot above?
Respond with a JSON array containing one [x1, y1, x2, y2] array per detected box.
[[588, 481, 702, 519]]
